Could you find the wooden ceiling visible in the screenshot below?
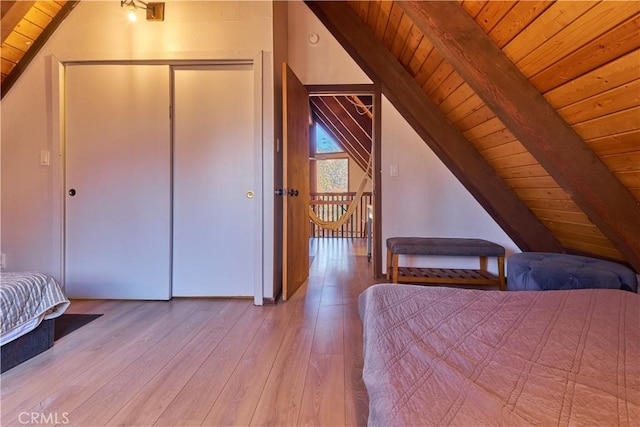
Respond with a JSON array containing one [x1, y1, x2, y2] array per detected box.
[[307, 0, 640, 272], [1, 0, 77, 98], [1, 1, 638, 272]]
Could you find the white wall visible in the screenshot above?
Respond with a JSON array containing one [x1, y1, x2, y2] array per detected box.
[[381, 100, 519, 273], [287, 1, 370, 85], [1, 1, 277, 298], [287, 1, 519, 275]]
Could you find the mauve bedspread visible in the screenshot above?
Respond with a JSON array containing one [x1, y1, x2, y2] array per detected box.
[[359, 284, 640, 426]]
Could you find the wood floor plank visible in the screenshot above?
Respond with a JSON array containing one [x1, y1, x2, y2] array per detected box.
[[60, 301, 235, 426], [105, 309, 238, 426], [152, 301, 264, 426], [201, 313, 293, 426], [249, 325, 315, 427], [298, 353, 346, 426], [312, 304, 345, 354], [343, 302, 366, 392]]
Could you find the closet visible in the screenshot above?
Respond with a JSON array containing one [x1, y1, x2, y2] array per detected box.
[[65, 63, 259, 299]]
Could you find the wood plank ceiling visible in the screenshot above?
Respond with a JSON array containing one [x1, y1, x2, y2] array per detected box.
[[1, 0, 77, 98], [1, 1, 638, 272], [307, 0, 640, 272]]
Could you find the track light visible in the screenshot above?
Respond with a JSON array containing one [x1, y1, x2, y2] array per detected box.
[[120, 0, 165, 22]]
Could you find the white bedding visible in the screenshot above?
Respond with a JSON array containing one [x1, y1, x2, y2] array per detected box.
[[1, 272, 70, 345], [359, 284, 640, 426]]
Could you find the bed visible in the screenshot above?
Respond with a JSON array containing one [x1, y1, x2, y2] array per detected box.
[[359, 284, 639, 426], [1, 272, 70, 372]]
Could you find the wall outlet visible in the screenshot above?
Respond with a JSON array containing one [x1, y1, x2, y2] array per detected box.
[[0, 253, 5, 269]]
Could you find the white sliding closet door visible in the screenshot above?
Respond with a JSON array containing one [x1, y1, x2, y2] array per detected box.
[[65, 64, 171, 299], [172, 65, 257, 297]]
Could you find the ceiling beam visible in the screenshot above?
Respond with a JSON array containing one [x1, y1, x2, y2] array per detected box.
[[399, 1, 640, 271], [335, 96, 373, 139], [1, 1, 35, 43], [319, 96, 371, 156], [305, 0, 562, 253]]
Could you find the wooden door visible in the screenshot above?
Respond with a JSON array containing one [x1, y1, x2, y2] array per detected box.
[[65, 64, 171, 299], [172, 65, 258, 297], [282, 63, 310, 301]]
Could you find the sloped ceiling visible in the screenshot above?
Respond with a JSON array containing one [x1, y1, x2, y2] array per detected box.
[[2, 1, 638, 273], [1, 0, 77, 98], [310, 95, 373, 174], [306, 0, 640, 272]]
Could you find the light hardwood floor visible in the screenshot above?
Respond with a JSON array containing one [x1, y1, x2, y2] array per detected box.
[[1, 238, 383, 427]]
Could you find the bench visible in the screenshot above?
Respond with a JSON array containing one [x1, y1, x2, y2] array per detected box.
[[386, 237, 506, 290]]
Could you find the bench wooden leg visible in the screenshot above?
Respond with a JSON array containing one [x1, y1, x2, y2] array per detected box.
[[498, 256, 505, 291], [479, 256, 488, 271], [392, 254, 399, 283], [386, 247, 392, 281]]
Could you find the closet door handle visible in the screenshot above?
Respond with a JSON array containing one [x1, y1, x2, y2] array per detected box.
[[68, 189, 77, 196]]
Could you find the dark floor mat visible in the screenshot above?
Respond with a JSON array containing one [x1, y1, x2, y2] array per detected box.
[[54, 313, 102, 340]]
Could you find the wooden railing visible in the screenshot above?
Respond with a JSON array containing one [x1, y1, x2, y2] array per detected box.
[[309, 192, 372, 238]]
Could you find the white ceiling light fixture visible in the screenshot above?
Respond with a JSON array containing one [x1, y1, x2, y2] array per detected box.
[[120, 0, 165, 22]]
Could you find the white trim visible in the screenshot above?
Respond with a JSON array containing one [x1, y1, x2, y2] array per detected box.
[[253, 51, 265, 305], [50, 56, 66, 289]]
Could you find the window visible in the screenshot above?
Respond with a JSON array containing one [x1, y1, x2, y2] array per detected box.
[[315, 124, 343, 154], [313, 124, 349, 193], [317, 158, 348, 193]]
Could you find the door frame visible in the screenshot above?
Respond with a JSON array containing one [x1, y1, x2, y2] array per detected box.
[[51, 53, 266, 304], [306, 84, 383, 278]]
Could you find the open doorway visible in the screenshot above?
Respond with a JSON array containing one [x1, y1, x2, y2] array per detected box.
[[275, 70, 382, 302], [307, 85, 382, 278]]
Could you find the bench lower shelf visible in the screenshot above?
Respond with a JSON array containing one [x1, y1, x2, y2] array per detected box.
[[396, 267, 502, 287]]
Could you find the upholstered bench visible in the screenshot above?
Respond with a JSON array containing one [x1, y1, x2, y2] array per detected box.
[[386, 237, 506, 290], [507, 252, 638, 292]]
